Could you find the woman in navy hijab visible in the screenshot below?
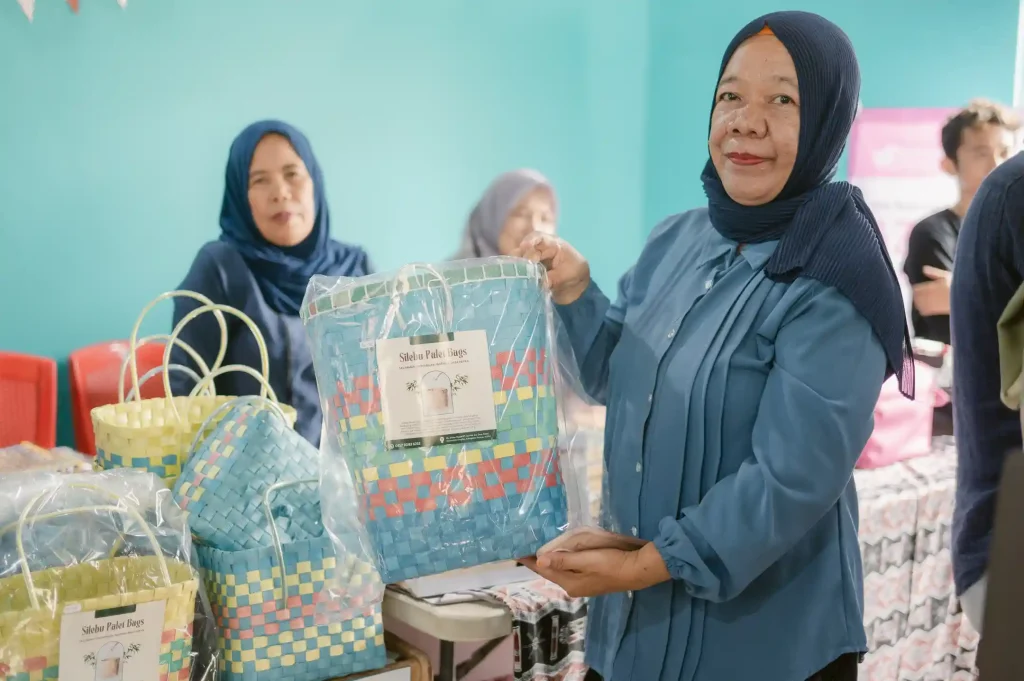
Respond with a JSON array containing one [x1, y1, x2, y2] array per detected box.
[[519, 12, 910, 681], [170, 121, 371, 444]]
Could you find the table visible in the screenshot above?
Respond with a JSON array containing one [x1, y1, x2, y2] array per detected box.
[[856, 437, 978, 680], [383, 589, 512, 681]]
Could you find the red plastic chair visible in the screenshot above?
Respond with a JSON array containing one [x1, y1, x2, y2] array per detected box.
[[68, 340, 168, 456], [0, 351, 58, 449]]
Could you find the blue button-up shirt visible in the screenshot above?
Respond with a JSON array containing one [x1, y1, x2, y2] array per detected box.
[[557, 209, 885, 681]]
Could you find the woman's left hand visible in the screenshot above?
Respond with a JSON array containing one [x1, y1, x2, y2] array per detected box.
[[521, 543, 671, 598]]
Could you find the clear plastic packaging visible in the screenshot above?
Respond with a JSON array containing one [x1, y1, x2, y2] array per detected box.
[[0, 469, 218, 680], [0, 444, 93, 475], [301, 257, 591, 589]]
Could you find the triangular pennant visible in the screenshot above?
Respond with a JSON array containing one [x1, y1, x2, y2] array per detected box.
[[67, 0, 79, 12], [17, 0, 34, 21], [116, 0, 126, 7]]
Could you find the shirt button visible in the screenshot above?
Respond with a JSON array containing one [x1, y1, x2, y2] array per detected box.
[[635, 461, 642, 473], [667, 330, 675, 339], [704, 279, 713, 290], [648, 393, 653, 403], [627, 590, 633, 599], [631, 526, 638, 536]]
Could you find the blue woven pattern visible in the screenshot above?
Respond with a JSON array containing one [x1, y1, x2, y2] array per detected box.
[[196, 536, 386, 681], [172, 405, 323, 552], [95, 449, 181, 481], [305, 262, 570, 582]]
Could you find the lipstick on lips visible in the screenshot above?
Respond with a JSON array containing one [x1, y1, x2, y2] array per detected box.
[[271, 211, 293, 224], [726, 152, 767, 166]]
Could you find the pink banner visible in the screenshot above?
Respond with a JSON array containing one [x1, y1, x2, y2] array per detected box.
[[849, 108, 956, 178], [848, 108, 958, 273]]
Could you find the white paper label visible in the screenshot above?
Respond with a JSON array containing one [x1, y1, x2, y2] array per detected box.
[[59, 600, 166, 681], [377, 330, 497, 449]]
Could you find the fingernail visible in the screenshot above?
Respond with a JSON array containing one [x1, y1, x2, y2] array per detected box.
[[537, 556, 550, 569]]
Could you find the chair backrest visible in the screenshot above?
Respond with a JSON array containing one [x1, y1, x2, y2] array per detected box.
[[0, 351, 57, 449], [67, 340, 167, 455]]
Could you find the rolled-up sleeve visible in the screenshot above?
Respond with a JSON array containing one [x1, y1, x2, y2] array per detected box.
[[653, 283, 887, 602], [555, 269, 633, 404]]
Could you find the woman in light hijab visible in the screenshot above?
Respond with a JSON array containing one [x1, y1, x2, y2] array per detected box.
[[518, 11, 912, 681], [169, 120, 371, 444], [454, 169, 557, 259]]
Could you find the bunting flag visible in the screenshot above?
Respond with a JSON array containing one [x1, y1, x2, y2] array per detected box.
[[17, 0, 34, 21], [15, 0, 128, 21]]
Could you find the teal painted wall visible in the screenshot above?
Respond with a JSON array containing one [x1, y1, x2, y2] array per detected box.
[[0, 0, 1017, 446]]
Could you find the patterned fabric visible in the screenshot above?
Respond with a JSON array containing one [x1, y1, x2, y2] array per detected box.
[[303, 261, 571, 582], [480, 579, 588, 681], [196, 536, 386, 681], [173, 402, 322, 551], [856, 437, 978, 680]]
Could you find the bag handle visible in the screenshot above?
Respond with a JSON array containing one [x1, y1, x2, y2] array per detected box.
[[123, 364, 206, 402], [380, 263, 454, 339], [118, 334, 216, 403], [183, 395, 288, 467], [263, 478, 320, 611], [3, 483, 173, 610], [126, 291, 229, 404], [164, 302, 273, 422]]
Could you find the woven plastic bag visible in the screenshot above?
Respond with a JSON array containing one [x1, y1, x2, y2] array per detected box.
[[92, 293, 297, 487], [0, 469, 219, 681], [302, 258, 591, 584], [172, 396, 322, 551], [190, 477, 387, 681]]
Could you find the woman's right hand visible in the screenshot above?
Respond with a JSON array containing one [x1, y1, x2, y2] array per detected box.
[[516, 233, 591, 305]]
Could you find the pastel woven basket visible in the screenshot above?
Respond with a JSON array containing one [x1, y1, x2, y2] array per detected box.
[[0, 486, 200, 681], [92, 293, 296, 487], [173, 398, 322, 552], [303, 259, 569, 582], [196, 481, 386, 681]]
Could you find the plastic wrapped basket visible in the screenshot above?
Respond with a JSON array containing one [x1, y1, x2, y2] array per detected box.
[[302, 259, 571, 582], [0, 484, 200, 681]]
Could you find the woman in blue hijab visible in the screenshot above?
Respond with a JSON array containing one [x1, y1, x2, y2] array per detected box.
[[519, 12, 911, 681], [170, 121, 371, 444]]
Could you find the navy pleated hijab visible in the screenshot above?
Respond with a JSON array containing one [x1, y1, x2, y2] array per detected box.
[[219, 120, 370, 315], [703, 11, 914, 398]]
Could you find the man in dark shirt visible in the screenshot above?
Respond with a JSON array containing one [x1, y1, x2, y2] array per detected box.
[[952, 149, 1024, 634], [905, 100, 1018, 344]]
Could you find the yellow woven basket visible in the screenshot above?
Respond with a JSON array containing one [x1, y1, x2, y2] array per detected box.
[[0, 486, 201, 681], [92, 292, 296, 487]]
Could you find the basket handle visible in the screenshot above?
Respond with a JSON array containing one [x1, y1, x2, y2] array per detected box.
[[183, 395, 289, 468], [8, 483, 173, 610], [165, 302, 273, 422], [127, 291, 229, 404], [118, 334, 217, 403], [123, 364, 207, 402], [380, 263, 454, 339], [263, 478, 319, 611]]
